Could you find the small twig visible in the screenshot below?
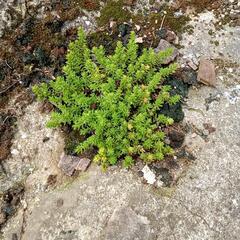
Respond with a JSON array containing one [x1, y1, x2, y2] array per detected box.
[[1, 116, 10, 125], [0, 81, 18, 95], [5, 60, 13, 69], [160, 14, 166, 30], [184, 106, 205, 116], [150, 40, 153, 48]]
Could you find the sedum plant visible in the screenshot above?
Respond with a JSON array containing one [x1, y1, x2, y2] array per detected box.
[[33, 28, 180, 169]]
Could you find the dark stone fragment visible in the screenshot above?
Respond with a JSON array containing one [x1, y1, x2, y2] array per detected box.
[[15, 18, 35, 46], [22, 17, 35, 34], [118, 23, 131, 38], [156, 27, 167, 39], [2, 204, 15, 216], [20, 75, 31, 87], [16, 17, 35, 46], [43, 137, 50, 142], [176, 148, 196, 161], [21, 71, 50, 87], [164, 76, 189, 98], [180, 68, 198, 85], [137, 170, 144, 177], [168, 128, 185, 148], [34, 47, 50, 67], [22, 52, 35, 64], [122, 34, 130, 46], [16, 34, 32, 46], [153, 167, 173, 187], [159, 102, 184, 123], [45, 20, 64, 33]]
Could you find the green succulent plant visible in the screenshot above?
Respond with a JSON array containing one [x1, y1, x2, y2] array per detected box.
[[33, 28, 180, 169]]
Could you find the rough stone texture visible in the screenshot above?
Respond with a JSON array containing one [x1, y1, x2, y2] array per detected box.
[[104, 206, 151, 240], [180, 11, 240, 64], [0, 0, 47, 37], [0, 0, 23, 37], [154, 39, 179, 64], [0, 0, 97, 38], [0, 102, 66, 194], [61, 11, 97, 34], [1, 6, 240, 240], [58, 154, 91, 176]]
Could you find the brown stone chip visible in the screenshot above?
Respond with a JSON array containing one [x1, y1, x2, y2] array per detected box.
[[75, 158, 91, 171], [58, 153, 91, 176], [197, 58, 216, 86]]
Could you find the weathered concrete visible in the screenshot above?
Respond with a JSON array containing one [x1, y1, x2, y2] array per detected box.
[[1, 5, 240, 240]]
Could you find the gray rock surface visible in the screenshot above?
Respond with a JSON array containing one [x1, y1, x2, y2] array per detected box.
[[104, 206, 151, 240], [154, 39, 179, 64]]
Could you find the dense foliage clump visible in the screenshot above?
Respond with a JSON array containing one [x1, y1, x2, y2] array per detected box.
[[33, 28, 180, 168]]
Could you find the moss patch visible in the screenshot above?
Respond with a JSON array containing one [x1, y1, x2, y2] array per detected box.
[[97, 0, 131, 26], [133, 7, 190, 34], [163, 9, 191, 33], [87, 30, 119, 54]]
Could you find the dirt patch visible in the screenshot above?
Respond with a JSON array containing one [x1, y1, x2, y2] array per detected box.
[[0, 1, 87, 162], [175, 0, 222, 12], [0, 1, 86, 96], [0, 113, 17, 162], [79, 0, 101, 11], [0, 88, 35, 162]]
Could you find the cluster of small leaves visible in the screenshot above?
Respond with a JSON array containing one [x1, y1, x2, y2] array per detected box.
[[33, 28, 180, 169]]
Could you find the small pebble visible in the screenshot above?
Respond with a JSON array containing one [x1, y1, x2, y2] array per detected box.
[[191, 133, 197, 138]]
